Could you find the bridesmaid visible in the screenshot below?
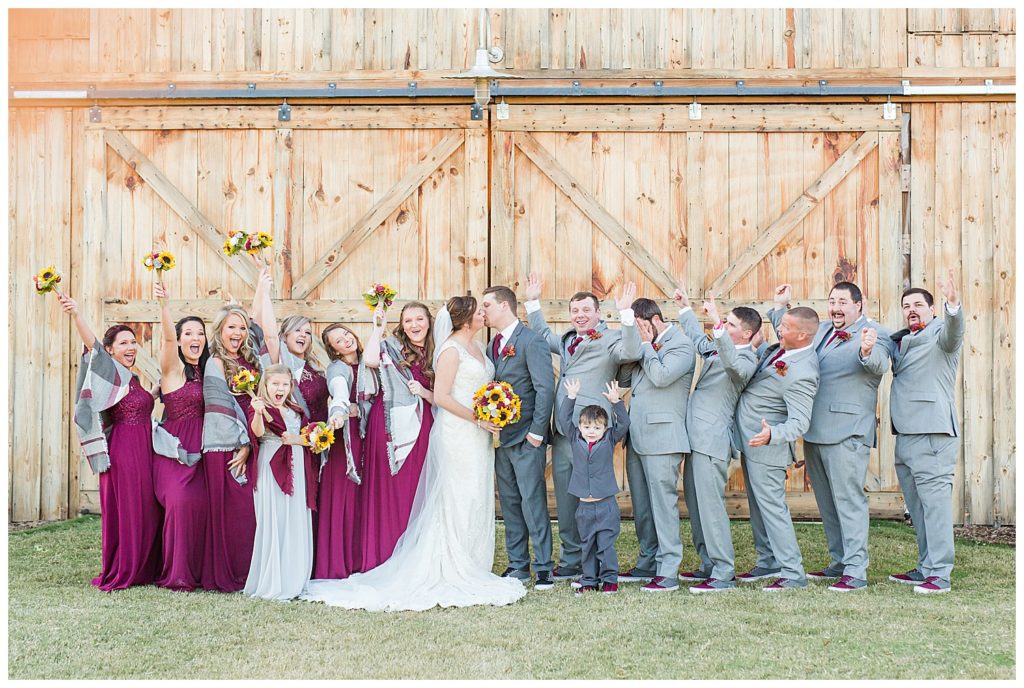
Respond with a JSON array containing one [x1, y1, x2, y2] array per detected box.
[[359, 301, 435, 571], [151, 282, 209, 592], [201, 266, 279, 592], [312, 324, 368, 579], [60, 293, 162, 591]]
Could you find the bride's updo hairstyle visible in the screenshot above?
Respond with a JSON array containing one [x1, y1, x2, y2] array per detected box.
[[446, 295, 478, 332]]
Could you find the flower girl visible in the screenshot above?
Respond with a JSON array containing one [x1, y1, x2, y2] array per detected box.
[[243, 364, 319, 601]]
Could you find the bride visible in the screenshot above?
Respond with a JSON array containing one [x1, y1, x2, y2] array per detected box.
[[301, 295, 528, 611]]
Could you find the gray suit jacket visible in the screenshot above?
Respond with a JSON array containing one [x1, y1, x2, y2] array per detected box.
[[560, 397, 630, 499], [735, 345, 820, 467], [528, 309, 641, 437], [888, 305, 965, 436], [620, 325, 695, 455], [679, 309, 759, 461], [486, 322, 556, 446], [768, 308, 891, 447]]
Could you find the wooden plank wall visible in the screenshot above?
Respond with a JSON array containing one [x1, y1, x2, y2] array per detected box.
[[908, 102, 1017, 526], [7, 8, 1013, 78]]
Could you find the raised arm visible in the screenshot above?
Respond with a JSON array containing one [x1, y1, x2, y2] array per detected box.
[[937, 268, 965, 354], [858, 325, 891, 376], [57, 293, 99, 349], [362, 303, 387, 369], [155, 282, 183, 382], [523, 272, 562, 354], [251, 264, 280, 364], [611, 282, 640, 363], [765, 283, 792, 337]]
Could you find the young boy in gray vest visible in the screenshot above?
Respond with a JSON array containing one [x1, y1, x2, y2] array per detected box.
[[558, 378, 630, 595]]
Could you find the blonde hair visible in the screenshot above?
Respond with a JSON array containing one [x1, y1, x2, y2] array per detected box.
[[256, 364, 300, 410], [279, 314, 326, 372], [209, 305, 259, 382]]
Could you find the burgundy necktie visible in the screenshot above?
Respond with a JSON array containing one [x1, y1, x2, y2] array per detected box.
[[567, 335, 584, 356], [765, 347, 785, 369], [825, 330, 840, 348], [492, 333, 503, 360]]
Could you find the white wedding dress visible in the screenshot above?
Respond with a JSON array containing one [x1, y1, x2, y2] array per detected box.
[[300, 338, 527, 612]]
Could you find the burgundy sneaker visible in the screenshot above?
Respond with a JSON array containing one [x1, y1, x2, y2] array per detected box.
[[888, 568, 926, 585], [913, 576, 951, 594], [677, 570, 709, 582], [736, 566, 782, 583], [641, 576, 679, 592], [762, 577, 807, 592], [600, 582, 619, 594], [618, 568, 653, 583], [807, 568, 843, 580], [827, 575, 867, 592], [574, 585, 598, 597], [688, 578, 737, 594]]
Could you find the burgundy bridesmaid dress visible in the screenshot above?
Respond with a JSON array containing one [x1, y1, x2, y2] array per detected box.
[[92, 376, 163, 591], [153, 371, 208, 591], [358, 359, 434, 572], [298, 362, 329, 551], [313, 362, 363, 579], [201, 357, 258, 592]]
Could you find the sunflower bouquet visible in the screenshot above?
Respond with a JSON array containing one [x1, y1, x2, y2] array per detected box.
[[472, 380, 522, 448], [222, 230, 249, 257], [300, 421, 335, 454], [230, 369, 260, 397], [362, 282, 397, 312], [33, 265, 63, 295], [143, 250, 176, 274]]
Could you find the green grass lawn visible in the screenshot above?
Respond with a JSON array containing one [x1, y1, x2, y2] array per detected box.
[[8, 516, 1015, 679]]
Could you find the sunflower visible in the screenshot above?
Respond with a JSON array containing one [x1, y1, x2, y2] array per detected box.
[[256, 232, 273, 248], [496, 409, 510, 424], [488, 389, 503, 403], [36, 266, 57, 283], [157, 251, 176, 270]]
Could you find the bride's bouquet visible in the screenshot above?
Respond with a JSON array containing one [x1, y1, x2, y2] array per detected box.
[[472, 381, 522, 448]]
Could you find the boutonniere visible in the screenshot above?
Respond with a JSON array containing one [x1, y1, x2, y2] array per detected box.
[[774, 360, 788, 377], [585, 329, 602, 341], [652, 342, 663, 352], [500, 344, 516, 360], [835, 330, 852, 343], [909, 322, 926, 333]]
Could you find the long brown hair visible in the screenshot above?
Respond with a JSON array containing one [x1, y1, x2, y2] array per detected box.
[[322, 323, 364, 362], [392, 302, 434, 382], [209, 305, 259, 382]]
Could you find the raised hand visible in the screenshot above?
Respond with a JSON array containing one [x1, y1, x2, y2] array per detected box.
[[860, 327, 878, 357], [614, 281, 637, 311], [748, 418, 772, 447], [372, 302, 387, 329], [602, 380, 622, 404], [773, 283, 792, 308], [57, 293, 79, 315], [636, 318, 655, 343], [524, 272, 543, 301], [751, 330, 766, 350], [154, 281, 169, 301], [940, 267, 959, 307], [564, 377, 581, 400], [251, 397, 267, 415], [673, 286, 691, 310], [703, 295, 721, 325]]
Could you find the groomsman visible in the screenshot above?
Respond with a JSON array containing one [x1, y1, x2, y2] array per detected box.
[[482, 286, 556, 590], [735, 307, 820, 591], [676, 289, 760, 593], [767, 281, 891, 592], [887, 269, 964, 594], [616, 297, 695, 592], [524, 273, 641, 580]]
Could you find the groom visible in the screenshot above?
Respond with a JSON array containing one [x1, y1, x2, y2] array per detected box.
[[482, 286, 557, 590]]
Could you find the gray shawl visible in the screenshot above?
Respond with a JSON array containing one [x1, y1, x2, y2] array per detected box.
[[73, 339, 133, 474], [201, 357, 250, 485], [325, 358, 371, 484], [364, 336, 426, 476]]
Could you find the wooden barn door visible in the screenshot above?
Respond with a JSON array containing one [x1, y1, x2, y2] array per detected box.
[[79, 105, 487, 511], [490, 104, 905, 518]]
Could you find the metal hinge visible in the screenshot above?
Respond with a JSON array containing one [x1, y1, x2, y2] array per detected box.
[[900, 164, 911, 192]]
